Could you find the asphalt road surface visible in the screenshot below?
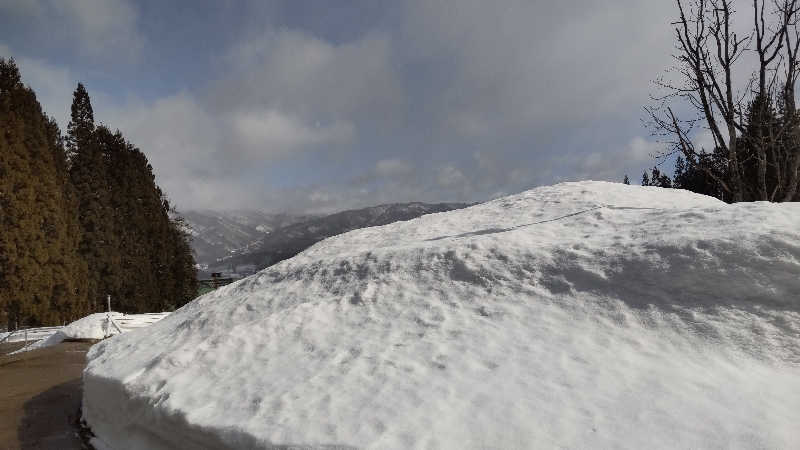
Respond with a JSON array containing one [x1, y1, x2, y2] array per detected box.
[[0, 341, 94, 449]]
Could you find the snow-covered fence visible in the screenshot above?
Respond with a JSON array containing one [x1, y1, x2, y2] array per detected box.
[[0, 326, 64, 345], [3, 312, 171, 355]]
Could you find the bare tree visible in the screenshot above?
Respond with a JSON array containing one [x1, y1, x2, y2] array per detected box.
[[647, 0, 800, 202]]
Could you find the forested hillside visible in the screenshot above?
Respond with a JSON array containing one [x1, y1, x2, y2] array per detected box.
[[0, 59, 196, 329], [181, 210, 315, 270], [0, 59, 88, 327], [203, 202, 469, 276]]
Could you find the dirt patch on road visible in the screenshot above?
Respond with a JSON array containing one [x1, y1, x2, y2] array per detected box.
[[0, 341, 94, 449]]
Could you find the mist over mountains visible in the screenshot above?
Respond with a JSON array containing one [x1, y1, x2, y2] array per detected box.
[[180, 211, 316, 273], [182, 202, 470, 277]]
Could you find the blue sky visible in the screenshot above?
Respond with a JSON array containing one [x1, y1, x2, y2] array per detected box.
[[0, 0, 679, 212]]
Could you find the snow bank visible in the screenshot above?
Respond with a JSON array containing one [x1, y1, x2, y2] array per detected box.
[[11, 313, 124, 353], [58, 312, 125, 340], [10, 312, 171, 354], [83, 182, 800, 449], [1, 326, 63, 344]]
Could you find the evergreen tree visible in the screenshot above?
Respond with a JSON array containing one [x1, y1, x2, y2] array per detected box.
[[0, 66, 196, 326], [87, 123, 197, 313], [623, 175, 630, 185], [65, 83, 94, 160], [0, 58, 88, 329], [68, 85, 121, 312], [641, 167, 672, 188], [736, 94, 800, 201], [169, 216, 198, 309], [672, 150, 731, 202], [649, 167, 673, 188]]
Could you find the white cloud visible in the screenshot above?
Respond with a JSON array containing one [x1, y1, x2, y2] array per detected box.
[[2, 1, 705, 211], [230, 109, 354, 158], [400, 0, 675, 136], [12, 55, 74, 125], [0, 0, 42, 17], [55, 0, 142, 57], [87, 27, 405, 209], [1, 48, 118, 128], [375, 159, 412, 177], [0, 0, 143, 61], [627, 137, 666, 162], [94, 93, 223, 208], [219, 29, 403, 122], [558, 136, 668, 184], [437, 165, 468, 188]]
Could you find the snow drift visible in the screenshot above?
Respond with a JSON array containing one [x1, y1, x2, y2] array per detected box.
[[83, 182, 800, 449], [9, 313, 122, 354], [11, 312, 171, 354]]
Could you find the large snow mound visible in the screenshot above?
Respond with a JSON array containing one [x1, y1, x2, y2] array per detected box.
[[83, 182, 800, 449], [59, 312, 125, 340]]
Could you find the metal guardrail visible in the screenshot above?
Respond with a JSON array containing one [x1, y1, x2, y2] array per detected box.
[[0, 326, 64, 345], [2, 313, 171, 355]]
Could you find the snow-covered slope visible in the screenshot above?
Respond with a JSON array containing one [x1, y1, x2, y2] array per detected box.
[[83, 182, 800, 449], [181, 210, 314, 271]]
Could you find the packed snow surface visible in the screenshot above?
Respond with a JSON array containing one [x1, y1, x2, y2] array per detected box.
[[1, 326, 62, 344], [9, 312, 170, 354], [8, 313, 121, 354], [83, 182, 800, 449]]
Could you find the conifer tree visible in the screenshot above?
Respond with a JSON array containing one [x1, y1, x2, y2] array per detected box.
[[88, 123, 197, 313], [1, 65, 196, 326], [641, 167, 672, 188], [66, 83, 94, 159], [68, 84, 121, 312], [0, 58, 88, 328]]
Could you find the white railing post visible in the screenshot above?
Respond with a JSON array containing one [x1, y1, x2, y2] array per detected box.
[[106, 294, 111, 338]]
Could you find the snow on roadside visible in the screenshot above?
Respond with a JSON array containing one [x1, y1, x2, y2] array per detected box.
[[9, 312, 171, 354], [83, 181, 800, 449], [10, 313, 124, 354], [1, 326, 63, 344]]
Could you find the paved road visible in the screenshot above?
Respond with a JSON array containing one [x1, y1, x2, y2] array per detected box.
[[0, 341, 94, 449]]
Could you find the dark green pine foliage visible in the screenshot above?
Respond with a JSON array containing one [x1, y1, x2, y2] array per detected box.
[[66, 83, 94, 160], [68, 84, 197, 313], [168, 215, 198, 309], [68, 85, 122, 312], [641, 167, 672, 188], [735, 94, 800, 201], [668, 94, 799, 202], [99, 127, 197, 312], [0, 58, 89, 329], [673, 150, 731, 202]]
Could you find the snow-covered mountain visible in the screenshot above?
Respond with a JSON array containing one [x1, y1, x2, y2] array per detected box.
[[179, 210, 315, 271], [83, 182, 800, 449], [197, 202, 469, 276]]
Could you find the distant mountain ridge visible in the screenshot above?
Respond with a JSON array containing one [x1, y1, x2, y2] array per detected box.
[[184, 202, 470, 277], [180, 210, 316, 271]]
